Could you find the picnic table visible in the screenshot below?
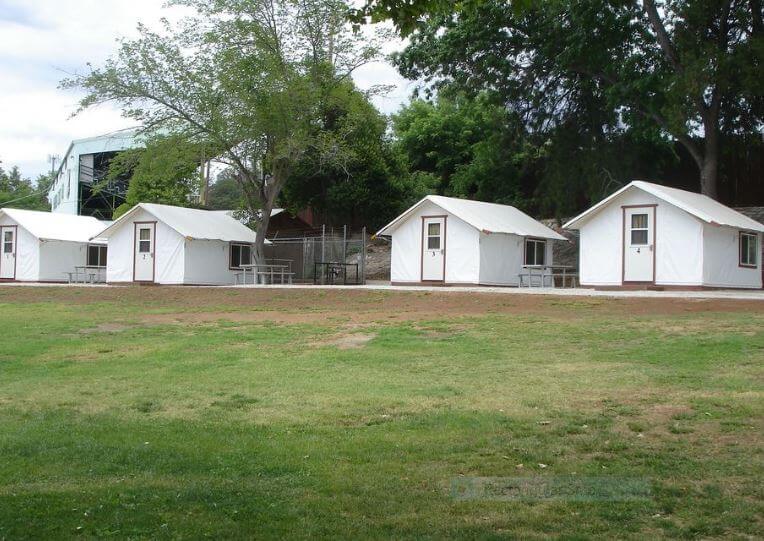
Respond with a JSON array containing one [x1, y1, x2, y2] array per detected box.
[[519, 265, 578, 288], [313, 262, 359, 285], [65, 266, 106, 284], [236, 263, 293, 285]]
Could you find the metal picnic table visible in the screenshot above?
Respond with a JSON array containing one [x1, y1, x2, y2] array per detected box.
[[66, 266, 106, 284], [313, 262, 359, 285], [519, 265, 578, 288], [237, 263, 293, 285]]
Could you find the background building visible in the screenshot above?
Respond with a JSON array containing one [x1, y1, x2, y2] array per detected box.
[[48, 128, 139, 220]]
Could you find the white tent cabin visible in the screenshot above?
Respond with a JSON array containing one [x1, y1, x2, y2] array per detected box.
[[93, 203, 266, 285], [563, 180, 764, 289], [376, 195, 566, 286], [0, 208, 108, 282]]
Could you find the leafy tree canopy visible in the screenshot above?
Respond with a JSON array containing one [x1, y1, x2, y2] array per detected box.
[[0, 161, 53, 211], [280, 80, 413, 228], [63, 0, 387, 260], [392, 0, 763, 201], [107, 134, 209, 218]]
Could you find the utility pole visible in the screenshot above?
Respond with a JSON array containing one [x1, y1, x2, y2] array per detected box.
[[47, 154, 60, 176]]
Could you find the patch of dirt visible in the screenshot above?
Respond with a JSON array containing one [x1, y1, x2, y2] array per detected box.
[[79, 322, 132, 334], [0, 285, 761, 328], [312, 332, 377, 350]]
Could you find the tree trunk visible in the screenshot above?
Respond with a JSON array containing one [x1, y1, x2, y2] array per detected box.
[[700, 136, 719, 200]]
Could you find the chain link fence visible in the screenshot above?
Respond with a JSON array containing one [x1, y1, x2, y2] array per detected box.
[[263, 226, 367, 284]]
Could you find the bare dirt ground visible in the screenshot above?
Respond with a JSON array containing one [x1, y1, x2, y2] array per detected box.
[[1, 286, 761, 326]]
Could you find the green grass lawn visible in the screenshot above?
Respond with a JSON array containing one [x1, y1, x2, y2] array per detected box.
[[0, 287, 762, 539]]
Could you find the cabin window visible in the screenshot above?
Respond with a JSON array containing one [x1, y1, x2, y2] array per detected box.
[[427, 223, 441, 250], [740, 232, 758, 267], [87, 245, 108, 267], [138, 228, 151, 253], [525, 238, 546, 266], [230, 243, 253, 269], [630, 213, 649, 245], [3, 231, 13, 253]]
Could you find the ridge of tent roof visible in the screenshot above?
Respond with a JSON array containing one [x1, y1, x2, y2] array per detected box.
[[0, 208, 108, 243], [563, 180, 764, 232], [91, 203, 262, 243], [377, 195, 566, 240]]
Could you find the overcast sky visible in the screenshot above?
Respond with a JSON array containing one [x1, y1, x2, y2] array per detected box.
[[0, 0, 412, 179]]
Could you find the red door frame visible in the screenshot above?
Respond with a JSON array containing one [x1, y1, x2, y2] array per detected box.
[[132, 221, 157, 283], [621, 204, 657, 285], [0, 225, 18, 281], [420, 215, 448, 283]]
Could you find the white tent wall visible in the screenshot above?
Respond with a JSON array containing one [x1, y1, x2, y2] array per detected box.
[[183, 240, 240, 285], [105, 218, 133, 283], [702, 226, 762, 288], [577, 200, 623, 287], [578, 188, 703, 286], [389, 200, 480, 284], [105, 208, 185, 284], [38, 240, 90, 282], [478, 233, 553, 286], [0, 215, 38, 281]]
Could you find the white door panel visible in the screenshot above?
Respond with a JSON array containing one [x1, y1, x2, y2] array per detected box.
[[0, 227, 16, 279], [422, 217, 445, 281], [623, 207, 654, 283], [134, 223, 155, 282]]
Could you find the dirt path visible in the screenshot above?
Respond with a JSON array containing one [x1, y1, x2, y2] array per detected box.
[[0, 285, 761, 326]]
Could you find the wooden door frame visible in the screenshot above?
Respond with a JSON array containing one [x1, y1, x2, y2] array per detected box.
[[132, 221, 157, 283], [0, 225, 18, 281], [621, 204, 657, 285], [420, 215, 448, 283]]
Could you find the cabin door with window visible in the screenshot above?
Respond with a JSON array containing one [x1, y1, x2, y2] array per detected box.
[[421, 216, 446, 281], [0, 226, 16, 280], [623, 207, 655, 283], [134, 223, 155, 282]]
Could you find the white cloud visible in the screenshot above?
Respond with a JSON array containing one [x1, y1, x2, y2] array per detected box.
[[0, 0, 411, 178]]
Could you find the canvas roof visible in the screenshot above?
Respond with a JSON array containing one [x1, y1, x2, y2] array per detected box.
[[564, 180, 764, 232], [93, 203, 262, 243], [0, 208, 109, 243], [377, 195, 566, 240]]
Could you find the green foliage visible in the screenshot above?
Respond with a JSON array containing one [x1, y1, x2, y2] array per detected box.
[[0, 162, 52, 211], [62, 0, 388, 260], [392, 94, 535, 209], [393, 0, 764, 200], [105, 134, 205, 210], [279, 82, 413, 227], [207, 169, 246, 211]]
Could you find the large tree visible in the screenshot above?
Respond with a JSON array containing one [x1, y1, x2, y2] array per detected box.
[[63, 0, 385, 262], [281, 81, 411, 228], [388, 0, 763, 199], [0, 162, 52, 211]]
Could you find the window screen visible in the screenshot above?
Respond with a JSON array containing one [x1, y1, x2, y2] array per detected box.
[[426, 222, 441, 250], [630, 213, 648, 245], [740, 233, 758, 266], [230, 244, 253, 268], [3, 231, 12, 254], [525, 239, 546, 266], [87, 245, 107, 267], [138, 228, 151, 253]]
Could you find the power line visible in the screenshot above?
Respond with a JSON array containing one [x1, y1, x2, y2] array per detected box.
[[0, 189, 48, 206]]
